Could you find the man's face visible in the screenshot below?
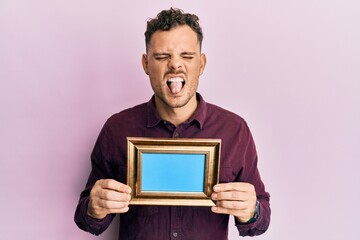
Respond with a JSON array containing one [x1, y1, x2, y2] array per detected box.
[[142, 25, 206, 109]]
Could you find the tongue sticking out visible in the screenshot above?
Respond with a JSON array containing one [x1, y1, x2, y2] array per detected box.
[[169, 81, 183, 94]]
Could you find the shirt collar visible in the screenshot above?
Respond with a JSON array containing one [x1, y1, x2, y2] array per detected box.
[[146, 93, 207, 129], [146, 96, 162, 128]]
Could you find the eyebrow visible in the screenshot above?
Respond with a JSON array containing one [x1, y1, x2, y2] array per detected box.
[[153, 53, 170, 57], [153, 52, 197, 57], [180, 52, 196, 55]]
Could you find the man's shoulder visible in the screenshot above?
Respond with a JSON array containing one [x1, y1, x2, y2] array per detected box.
[[105, 101, 148, 125], [206, 102, 246, 124], [204, 102, 253, 141]]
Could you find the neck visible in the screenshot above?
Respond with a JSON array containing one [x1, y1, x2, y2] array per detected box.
[[155, 96, 198, 127]]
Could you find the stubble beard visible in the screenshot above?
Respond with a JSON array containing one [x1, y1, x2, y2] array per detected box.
[[157, 91, 193, 109]]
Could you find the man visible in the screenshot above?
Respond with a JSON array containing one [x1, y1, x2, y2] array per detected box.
[[75, 8, 270, 239]]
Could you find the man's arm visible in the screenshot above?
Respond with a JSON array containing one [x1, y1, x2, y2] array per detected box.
[[210, 118, 271, 236], [74, 123, 131, 235]]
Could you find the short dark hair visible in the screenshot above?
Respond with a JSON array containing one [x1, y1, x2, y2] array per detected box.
[[144, 8, 203, 51]]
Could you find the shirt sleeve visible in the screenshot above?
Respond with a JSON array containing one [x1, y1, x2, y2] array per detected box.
[[74, 196, 115, 235], [74, 123, 118, 235], [233, 122, 271, 236]]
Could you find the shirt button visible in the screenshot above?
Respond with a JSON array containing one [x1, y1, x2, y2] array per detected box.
[[174, 132, 179, 137], [172, 232, 178, 237]]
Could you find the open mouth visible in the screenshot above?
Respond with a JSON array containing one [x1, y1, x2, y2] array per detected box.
[[167, 77, 185, 94]]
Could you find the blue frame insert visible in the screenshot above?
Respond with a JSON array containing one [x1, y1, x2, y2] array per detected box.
[[141, 153, 206, 192]]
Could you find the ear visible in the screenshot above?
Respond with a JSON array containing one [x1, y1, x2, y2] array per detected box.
[[199, 53, 207, 75], [142, 54, 149, 75]]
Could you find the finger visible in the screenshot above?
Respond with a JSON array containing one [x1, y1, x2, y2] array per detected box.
[[212, 189, 256, 202], [92, 205, 130, 216], [215, 200, 247, 210], [98, 179, 132, 193], [106, 206, 130, 214], [212, 191, 247, 201], [97, 198, 130, 210], [211, 205, 253, 223], [211, 205, 240, 216], [213, 182, 254, 193], [98, 189, 132, 202]]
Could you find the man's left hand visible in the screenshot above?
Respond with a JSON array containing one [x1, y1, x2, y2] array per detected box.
[[211, 182, 257, 223]]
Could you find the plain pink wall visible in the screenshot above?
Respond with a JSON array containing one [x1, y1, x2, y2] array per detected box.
[[1, 1, 359, 239]]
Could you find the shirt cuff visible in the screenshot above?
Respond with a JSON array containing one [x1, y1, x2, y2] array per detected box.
[[80, 197, 113, 235]]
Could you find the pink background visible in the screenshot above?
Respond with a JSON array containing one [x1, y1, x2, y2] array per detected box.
[[1, 1, 359, 239]]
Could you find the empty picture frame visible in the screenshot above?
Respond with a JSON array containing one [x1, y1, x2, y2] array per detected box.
[[127, 137, 221, 206]]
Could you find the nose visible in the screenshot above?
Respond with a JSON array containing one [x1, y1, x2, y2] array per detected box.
[[167, 56, 183, 71]]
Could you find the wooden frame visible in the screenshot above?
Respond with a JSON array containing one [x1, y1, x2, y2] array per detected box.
[[127, 137, 221, 206]]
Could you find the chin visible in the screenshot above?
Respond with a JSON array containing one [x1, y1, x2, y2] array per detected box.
[[163, 95, 190, 109], [166, 100, 189, 108]]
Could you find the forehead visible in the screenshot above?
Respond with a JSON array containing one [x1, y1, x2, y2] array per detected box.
[[148, 25, 200, 52]]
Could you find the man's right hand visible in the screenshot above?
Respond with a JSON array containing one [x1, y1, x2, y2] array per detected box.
[[87, 179, 132, 219]]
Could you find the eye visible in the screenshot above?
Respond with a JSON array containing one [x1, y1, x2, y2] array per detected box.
[[181, 53, 195, 59], [154, 54, 170, 60]]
